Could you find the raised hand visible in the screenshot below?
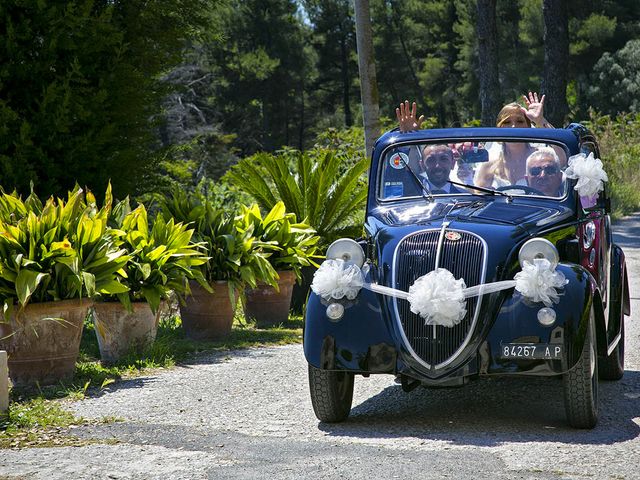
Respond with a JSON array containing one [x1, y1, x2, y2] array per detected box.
[[522, 91, 550, 127], [396, 100, 424, 133]]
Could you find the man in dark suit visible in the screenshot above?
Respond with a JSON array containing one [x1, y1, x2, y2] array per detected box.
[[419, 144, 462, 194], [383, 144, 462, 198]]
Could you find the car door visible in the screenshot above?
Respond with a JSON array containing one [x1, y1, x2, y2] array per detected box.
[[578, 140, 611, 333]]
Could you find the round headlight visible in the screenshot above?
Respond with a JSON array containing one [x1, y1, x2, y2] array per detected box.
[[326, 238, 365, 268], [518, 238, 559, 268], [537, 307, 557, 326], [326, 303, 345, 321]]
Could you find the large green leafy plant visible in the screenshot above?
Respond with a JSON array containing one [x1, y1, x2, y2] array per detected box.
[[225, 148, 368, 248], [103, 201, 210, 314], [236, 202, 320, 282], [0, 187, 129, 319], [159, 189, 278, 295]]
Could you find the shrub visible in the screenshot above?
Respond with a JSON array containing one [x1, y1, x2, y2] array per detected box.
[[585, 111, 640, 218]]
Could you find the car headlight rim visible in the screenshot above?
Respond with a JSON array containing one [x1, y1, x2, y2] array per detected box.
[[518, 238, 559, 269], [325, 238, 365, 268]]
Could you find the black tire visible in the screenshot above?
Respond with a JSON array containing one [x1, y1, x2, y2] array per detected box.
[[599, 318, 625, 381], [563, 308, 598, 429], [308, 364, 354, 423]]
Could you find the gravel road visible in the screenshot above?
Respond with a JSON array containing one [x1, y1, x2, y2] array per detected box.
[[1, 216, 640, 480]]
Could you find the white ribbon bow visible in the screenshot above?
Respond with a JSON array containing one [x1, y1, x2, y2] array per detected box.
[[311, 257, 567, 327], [565, 152, 608, 198]]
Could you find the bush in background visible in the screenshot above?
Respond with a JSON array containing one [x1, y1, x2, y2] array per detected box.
[[586, 111, 640, 218]]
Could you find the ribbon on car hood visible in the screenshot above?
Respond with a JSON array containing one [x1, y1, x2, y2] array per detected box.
[[311, 258, 567, 328]]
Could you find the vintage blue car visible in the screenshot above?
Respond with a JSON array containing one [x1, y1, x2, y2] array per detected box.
[[304, 124, 630, 429]]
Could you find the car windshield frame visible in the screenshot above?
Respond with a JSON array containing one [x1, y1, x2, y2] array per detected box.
[[376, 137, 572, 204]]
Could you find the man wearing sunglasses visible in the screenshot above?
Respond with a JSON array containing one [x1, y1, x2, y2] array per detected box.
[[525, 147, 564, 197]]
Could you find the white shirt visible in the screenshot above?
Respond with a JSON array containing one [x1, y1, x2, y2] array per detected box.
[[419, 173, 454, 193]]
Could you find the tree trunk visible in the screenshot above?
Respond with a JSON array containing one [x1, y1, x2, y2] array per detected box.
[[340, 35, 353, 127], [354, 0, 380, 157], [476, 0, 501, 126], [542, 0, 569, 127]]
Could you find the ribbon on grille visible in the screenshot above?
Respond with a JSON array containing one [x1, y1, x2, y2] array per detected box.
[[311, 258, 567, 327]]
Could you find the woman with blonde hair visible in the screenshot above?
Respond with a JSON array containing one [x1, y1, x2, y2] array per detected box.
[[395, 92, 556, 189], [474, 92, 555, 188]]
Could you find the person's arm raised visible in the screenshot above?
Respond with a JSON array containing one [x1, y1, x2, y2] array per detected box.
[[522, 91, 554, 128], [396, 100, 425, 133]]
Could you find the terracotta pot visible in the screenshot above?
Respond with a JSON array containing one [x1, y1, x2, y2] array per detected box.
[[180, 281, 236, 341], [244, 270, 296, 327], [0, 299, 90, 387], [92, 301, 159, 365]]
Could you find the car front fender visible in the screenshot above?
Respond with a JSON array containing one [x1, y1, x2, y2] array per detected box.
[[303, 287, 397, 373], [484, 262, 598, 375]]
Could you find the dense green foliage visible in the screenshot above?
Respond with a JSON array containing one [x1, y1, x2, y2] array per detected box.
[[108, 203, 210, 313], [586, 111, 640, 218], [157, 0, 640, 170], [0, 0, 213, 198], [2, 0, 640, 217]]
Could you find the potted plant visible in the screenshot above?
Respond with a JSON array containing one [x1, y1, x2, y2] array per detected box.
[[92, 200, 209, 364], [236, 202, 320, 326], [0, 186, 129, 386], [159, 189, 277, 340], [225, 148, 368, 311]]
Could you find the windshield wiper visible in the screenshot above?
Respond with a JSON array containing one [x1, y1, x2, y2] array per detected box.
[[448, 180, 513, 201], [400, 158, 434, 202]]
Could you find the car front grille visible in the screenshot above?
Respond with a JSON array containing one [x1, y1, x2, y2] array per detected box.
[[394, 228, 486, 370]]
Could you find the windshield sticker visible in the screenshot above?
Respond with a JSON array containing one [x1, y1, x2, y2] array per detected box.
[[384, 181, 404, 198], [389, 152, 409, 170]]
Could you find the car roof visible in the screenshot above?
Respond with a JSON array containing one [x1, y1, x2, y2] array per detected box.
[[373, 125, 586, 158]]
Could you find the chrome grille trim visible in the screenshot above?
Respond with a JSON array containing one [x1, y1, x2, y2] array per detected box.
[[392, 229, 441, 370], [391, 228, 488, 373], [434, 231, 487, 369]]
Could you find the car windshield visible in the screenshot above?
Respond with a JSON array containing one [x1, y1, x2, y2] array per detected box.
[[379, 140, 569, 200]]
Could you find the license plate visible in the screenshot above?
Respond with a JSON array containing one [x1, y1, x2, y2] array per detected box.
[[501, 343, 563, 359]]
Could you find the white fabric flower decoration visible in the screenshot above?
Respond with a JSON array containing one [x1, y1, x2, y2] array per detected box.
[[407, 268, 467, 328], [311, 259, 364, 301], [514, 258, 568, 307], [565, 152, 608, 198]]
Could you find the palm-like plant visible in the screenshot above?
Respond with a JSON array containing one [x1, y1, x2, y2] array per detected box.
[[225, 148, 368, 247]]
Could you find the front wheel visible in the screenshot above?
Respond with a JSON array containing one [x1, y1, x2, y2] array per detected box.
[[308, 365, 354, 423], [563, 307, 598, 429]]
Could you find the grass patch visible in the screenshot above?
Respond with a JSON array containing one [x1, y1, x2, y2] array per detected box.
[[2, 309, 303, 448], [11, 310, 303, 399], [0, 397, 86, 448], [72, 312, 303, 391]]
